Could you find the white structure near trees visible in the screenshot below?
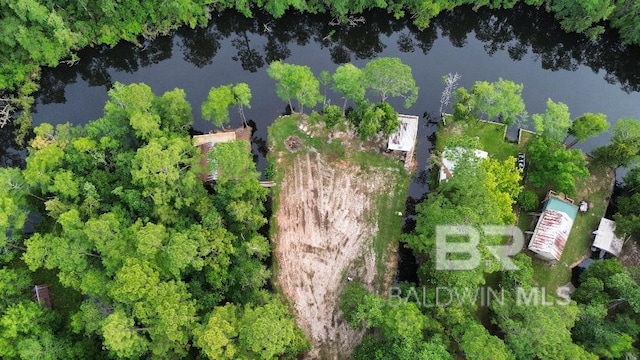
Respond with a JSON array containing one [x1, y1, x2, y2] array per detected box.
[[387, 114, 418, 152], [439, 147, 488, 182], [591, 218, 624, 257]]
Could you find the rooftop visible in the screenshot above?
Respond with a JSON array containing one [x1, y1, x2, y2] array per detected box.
[[439, 147, 488, 182], [193, 131, 239, 182], [388, 114, 419, 152], [592, 218, 624, 257], [32, 284, 52, 309], [193, 131, 237, 146], [528, 196, 579, 261]]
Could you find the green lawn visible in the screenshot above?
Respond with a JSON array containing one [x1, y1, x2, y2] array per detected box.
[[371, 172, 411, 287], [438, 120, 518, 161]]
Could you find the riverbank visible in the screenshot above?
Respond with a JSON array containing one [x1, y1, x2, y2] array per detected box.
[[268, 114, 412, 358]]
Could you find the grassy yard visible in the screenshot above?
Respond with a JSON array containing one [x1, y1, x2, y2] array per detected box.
[[371, 173, 412, 286], [438, 119, 614, 292], [437, 120, 518, 161], [529, 163, 613, 290]]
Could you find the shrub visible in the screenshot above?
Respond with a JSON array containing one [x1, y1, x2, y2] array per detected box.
[[518, 190, 539, 212], [264, 160, 276, 181], [323, 104, 342, 129], [339, 282, 369, 327], [308, 110, 323, 125]]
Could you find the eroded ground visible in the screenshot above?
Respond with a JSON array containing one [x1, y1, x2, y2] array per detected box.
[[273, 150, 393, 359]]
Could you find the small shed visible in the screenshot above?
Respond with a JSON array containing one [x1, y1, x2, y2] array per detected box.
[[388, 114, 419, 152], [32, 284, 52, 309], [193, 132, 238, 182], [528, 196, 579, 261], [439, 147, 488, 182], [591, 218, 624, 257]]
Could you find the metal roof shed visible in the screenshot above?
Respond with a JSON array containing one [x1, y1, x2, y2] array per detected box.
[[32, 284, 52, 309], [528, 196, 579, 261]]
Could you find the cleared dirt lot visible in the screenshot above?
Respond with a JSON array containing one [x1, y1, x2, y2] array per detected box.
[[273, 149, 395, 359]]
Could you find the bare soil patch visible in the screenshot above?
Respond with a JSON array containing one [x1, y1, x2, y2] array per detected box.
[[285, 135, 302, 151], [273, 150, 392, 359], [619, 240, 640, 267]]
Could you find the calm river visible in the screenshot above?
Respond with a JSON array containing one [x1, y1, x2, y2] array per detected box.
[[27, 5, 640, 213]]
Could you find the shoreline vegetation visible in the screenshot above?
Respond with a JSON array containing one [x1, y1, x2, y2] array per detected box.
[[3, 1, 640, 137]]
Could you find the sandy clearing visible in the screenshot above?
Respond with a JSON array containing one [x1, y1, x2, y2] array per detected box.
[[273, 149, 390, 359]]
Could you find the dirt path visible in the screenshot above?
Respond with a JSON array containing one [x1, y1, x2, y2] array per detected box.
[[273, 150, 390, 359]]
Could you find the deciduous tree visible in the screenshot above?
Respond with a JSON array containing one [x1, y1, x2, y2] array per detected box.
[[593, 117, 640, 168], [267, 61, 322, 114], [231, 83, 252, 126], [566, 112, 608, 147], [532, 98, 572, 142], [491, 293, 596, 359], [470, 78, 526, 126], [362, 57, 418, 107], [332, 63, 365, 115], [202, 85, 235, 128], [526, 135, 588, 195]]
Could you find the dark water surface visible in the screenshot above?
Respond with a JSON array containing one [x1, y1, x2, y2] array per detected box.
[[31, 6, 640, 203]]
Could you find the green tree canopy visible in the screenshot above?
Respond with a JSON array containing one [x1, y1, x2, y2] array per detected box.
[[567, 112, 608, 146], [202, 83, 252, 128], [332, 63, 366, 114], [10, 82, 304, 359], [405, 145, 521, 290], [491, 293, 596, 359], [357, 101, 400, 140], [362, 57, 418, 108], [572, 259, 640, 357], [202, 85, 235, 128], [525, 135, 588, 195], [532, 98, 572, 142], [469, 78, 526, 126], [612, 166, 640, 241], [194, 298, 309, 360], [267, 60, 322, 114], [593, 117, 640, 168]]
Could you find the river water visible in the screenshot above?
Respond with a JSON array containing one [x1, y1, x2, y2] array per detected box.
[[23, 6, 640, 279]]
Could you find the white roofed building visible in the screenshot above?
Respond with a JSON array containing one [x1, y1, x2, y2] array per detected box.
[[439, 147, 488, 182], [592, 218, 624, 257], [388, 114, 419, 152]]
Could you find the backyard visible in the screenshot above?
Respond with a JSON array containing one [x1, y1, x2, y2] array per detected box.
[[438, 119, 614, 292]]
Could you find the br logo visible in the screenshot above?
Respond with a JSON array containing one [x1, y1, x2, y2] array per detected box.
[[435, 225, 525, 271]]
